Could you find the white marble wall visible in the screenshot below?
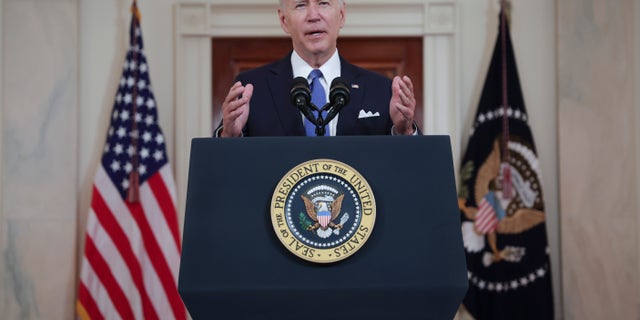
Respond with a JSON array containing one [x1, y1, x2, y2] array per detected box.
[[0, 0, 4, 313], [559, 1, 639, 319], [1, 0, 78, 318], [0, 0, 5, 314]]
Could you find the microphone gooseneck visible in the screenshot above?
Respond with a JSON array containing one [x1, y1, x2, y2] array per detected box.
[[325, 77, 350, 123], [290, 76, 351, 136]]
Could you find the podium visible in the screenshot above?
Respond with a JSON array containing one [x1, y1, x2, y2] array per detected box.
[[179, 136, 467, 319]]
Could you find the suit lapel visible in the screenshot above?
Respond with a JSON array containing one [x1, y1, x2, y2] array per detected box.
[[337, 58, 363, 135], [267, 53, 305, 136]]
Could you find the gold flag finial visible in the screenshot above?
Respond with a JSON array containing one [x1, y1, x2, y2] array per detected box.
[[131, 0, 141, 22]]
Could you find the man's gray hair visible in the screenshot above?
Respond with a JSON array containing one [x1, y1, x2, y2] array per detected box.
[[279, 0, 345, 9]]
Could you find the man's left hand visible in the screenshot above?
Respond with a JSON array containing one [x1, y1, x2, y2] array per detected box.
[[390, 75, 416, 135]]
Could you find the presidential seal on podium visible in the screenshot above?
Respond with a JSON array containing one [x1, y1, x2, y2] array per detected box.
[[270, 159, 376, 263]]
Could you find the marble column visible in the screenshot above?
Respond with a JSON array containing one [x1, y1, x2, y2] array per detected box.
[[558, 1, 639, 319], [1, 0, 78, 319]]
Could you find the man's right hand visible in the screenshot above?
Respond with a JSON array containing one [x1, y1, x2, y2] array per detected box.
[[220, 81, 253, 137]]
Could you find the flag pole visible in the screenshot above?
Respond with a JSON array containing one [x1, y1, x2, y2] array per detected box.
[[127, 0, 141, 203], [500, 0, 513, 199], [501, 0, 512, 27]]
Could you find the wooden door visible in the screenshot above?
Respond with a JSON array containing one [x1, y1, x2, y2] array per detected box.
[[212, 37, 423, 129]]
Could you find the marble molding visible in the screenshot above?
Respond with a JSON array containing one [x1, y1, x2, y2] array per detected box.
[[1, 0, 78, 319]]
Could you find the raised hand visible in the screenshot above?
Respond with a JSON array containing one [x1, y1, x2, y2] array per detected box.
[[389, 75, 416, 135], [220, 81, 253, 137]]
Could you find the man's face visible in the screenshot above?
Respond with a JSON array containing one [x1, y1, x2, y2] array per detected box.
[[278, 0, 346, 66]]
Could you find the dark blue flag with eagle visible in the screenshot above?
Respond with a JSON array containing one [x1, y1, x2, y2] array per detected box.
[[457, 9, 554, 320]]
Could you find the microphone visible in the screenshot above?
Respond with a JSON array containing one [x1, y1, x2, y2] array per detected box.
[[290, 76, 311, 108], [290, 77, 316, 124], [325, 77, 350, 122], [329, 77, 350, 107]]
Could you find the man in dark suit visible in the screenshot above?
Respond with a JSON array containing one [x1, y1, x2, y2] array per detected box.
[[218, 0, 418, 137]]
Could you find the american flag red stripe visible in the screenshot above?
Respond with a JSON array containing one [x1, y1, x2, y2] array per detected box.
[[82, 236, 136, 320], [474, 197, 499, 234], [126, 203, 184, 318], [148, 170, 181, 251], [90, 179, 158, 319], [78, 283, 104, 320], [77, 3, 185, 319], [79, 255, 120, 319], [319, 215, 330, 228]]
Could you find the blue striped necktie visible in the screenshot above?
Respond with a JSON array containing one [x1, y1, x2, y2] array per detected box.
[[305, 69, 328, 136]]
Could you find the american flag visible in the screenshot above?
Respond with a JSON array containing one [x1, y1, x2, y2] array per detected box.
[[77, 3, 186, 319], [474, 196, 500, 234]]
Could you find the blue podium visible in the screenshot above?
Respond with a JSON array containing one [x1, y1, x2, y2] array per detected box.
[[179, 136, 467, 319]]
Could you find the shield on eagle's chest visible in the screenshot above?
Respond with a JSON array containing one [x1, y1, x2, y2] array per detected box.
[[318, 210, 331, 228]]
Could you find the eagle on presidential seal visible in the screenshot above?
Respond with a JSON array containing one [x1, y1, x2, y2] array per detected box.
[[301, 187, 350, 239], [459, 137, 547, 267]]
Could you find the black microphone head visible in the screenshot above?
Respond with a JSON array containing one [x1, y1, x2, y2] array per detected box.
[[329, 77, 350, 106], [290, 76, 311, 107]]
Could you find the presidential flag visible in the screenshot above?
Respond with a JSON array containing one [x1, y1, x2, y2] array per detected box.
[[77, 2, 186, 319], [457, 8, 554, 319]]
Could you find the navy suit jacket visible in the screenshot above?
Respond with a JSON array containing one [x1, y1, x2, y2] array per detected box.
[[233, 52, 395, 136]]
